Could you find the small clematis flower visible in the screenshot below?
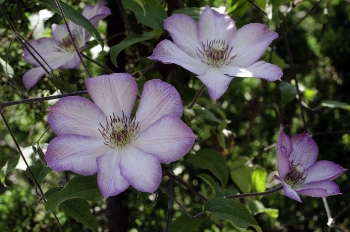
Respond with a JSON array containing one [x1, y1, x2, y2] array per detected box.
[[22, 0, 111, 90], [149, 6, 283, 101], [275, 128, 346, 202], [45, 73, 195, 198]]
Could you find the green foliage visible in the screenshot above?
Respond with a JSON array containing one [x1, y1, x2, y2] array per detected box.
[[230, 157, 252, 193], [169, 213, 206, 232]]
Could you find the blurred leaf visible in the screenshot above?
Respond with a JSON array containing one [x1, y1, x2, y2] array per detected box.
[[188, 149, 228, 188], [255, 0, 267, 9], [169, 212, 206, 232], [269, 0, 291, 24], [248, 200, 278, 219], [205, 198, 262, 231], [320, 100, 350, 111], [227, 0, 249, 18], [46, 175, 102, 211], [198, 174, 239, 198], [0, 57, 14, 77], [59, 198, 98, 232], [303, 88, 317, 103], [193, 107, 222, 123], [138, 192, 150, 204], [251, 168, 267, 193], [271, 52, 285, 69], [230, 157, 252, 193], [110, 31, 154, 67], [279, 81, 297, 107], [173, 7, 202, 20], [37, 0, 104, 47], [0, 154, 20, 185], [122, 0, 167, 29], [25, 160, 51, 184]]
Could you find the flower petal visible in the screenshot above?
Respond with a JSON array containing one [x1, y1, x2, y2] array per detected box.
[[23, 38, 58, 67], [135, 80, 183, 132], [295, 181, 341, 197], [48, 96, 106, 137], [277, 128, 292, 156], [120, 146, 162, 193], [46, 134, 107, 175], [198, 6, 236, 44], [197, 67, 233, 101], [22, 67, 46, 90], [83, 0, 111, 27], [303, 160, 346, 184], [51, 23, 69, 41], [133, 115, 195, 163], [230, 23, 278, 67], [275, 174, 302, 202], [96, 149, 130, 198], [164, 14, 200, 57], [289, 134, 318, 169], [276, 145, 291, 180], [149, 39, 209, 76], [220, 61, 283, 81], [85, 73, 138, 118]]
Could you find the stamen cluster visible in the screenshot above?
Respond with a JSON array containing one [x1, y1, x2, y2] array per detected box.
[[99, 112, 140, 148], [285, 163, 307, 185], [56, 30, 80, 52], [196, 40, 235, 67]]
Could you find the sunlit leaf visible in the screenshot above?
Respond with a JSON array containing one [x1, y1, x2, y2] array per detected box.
[[59, 198, 98, 232], [188, 149, 228, 188], [230, 157, 252, 193], [37, 0, 104, 47], [279, 81, 297, 107], [205, 198, 262, 231], [248, 200, 278, 219], [46, 175, 102, 211], [110, 31, 154, 67], [0, 57, 14, 77], [251, 168, 267, 193]]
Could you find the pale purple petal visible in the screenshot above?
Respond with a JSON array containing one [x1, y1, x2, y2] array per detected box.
[[275, 175, 302, 202], [97, 149, 130, 198], [197, 67, 233, 101], [303, 161, 346, 184], [149, 39, 209, 76], [164, 14, 201, 57], [230, 23, 278, 67], [46, 134, 107, 175], [48, 96, 105, 137], [295, 181, 341, 197], [83, 0, 111, 27], [220, 61, 283, 81], [23, 38, 58, 67], [135, 80, 183, 132], [198, 6, 236, 43], [22, 67, 46, 90], [133, 115, 195, 163], [51, 23, 69, 41], [289, 134, 318, 169], [277, 128, 292, 156], [120, 146, 162, 193], [85, 73, 138, 118], [276, 145, 291, 180]]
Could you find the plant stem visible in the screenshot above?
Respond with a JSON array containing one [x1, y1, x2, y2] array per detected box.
[[225, 185, 283, 199], [188, 84, 205, 109]]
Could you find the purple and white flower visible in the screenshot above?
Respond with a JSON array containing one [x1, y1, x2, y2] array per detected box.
[[149, 6, 283, 101], [275, 128, 346, 202], [45, 73, 195, 198], [22, 0, 111, 90]]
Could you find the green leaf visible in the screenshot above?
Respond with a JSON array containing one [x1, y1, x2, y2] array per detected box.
[[205, 198, 261, 231], [46, 175, 102, 211], [193, 107, 223, 124], [59, 198, 98, 232], [279, 81, 297, 107], [121, 0, 167, 29], [198, 174, 239, 198], [251, 168, 267, 193], [169, 212, 206, 232], [37, 0, 104, 48], [198, 173, 217, 197], [188, 149, 228, 188], [320, 100, 350, 111], [110, 31, 155, 67], [173, 7, 202, 21], [230, 157, 252, 193], [25, 160, 51, 184], [0, 57, 14, 77], [248, 200, 278, 219], [133, 0, 146, 15], [0, 154, 20, 185]]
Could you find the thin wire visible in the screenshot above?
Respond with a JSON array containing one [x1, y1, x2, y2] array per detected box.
[[165, 163, 174, 232]]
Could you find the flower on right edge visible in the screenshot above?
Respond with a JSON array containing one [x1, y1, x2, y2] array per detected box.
[[149, 6, 283, 101], [275, 128, 346, 202]]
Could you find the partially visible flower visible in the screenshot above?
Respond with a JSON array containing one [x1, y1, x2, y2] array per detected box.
[[275, 128, 346, 202], [149, 6, 282, 101], [22, 0, 111, 89], [45, 73, 195, 198]]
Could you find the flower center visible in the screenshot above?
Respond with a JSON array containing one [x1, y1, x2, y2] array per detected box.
[[196, 40, 235, 67], [285, 163, 307, 186], [99, 113, 140, 149], [56, 30, 81, 52]]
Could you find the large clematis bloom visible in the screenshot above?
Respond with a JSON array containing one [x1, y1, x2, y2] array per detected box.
[[45, 73, 195, 198], [275, 128, 346, 202], [22, 0, 111, 89], [149, 6, 283, 101]]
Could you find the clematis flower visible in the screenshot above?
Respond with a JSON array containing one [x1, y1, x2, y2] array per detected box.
[[45, 73, 195, 198], [275, 128, 346, 202], [22, 0, 111, 90], [149, 6, 283, 101]]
